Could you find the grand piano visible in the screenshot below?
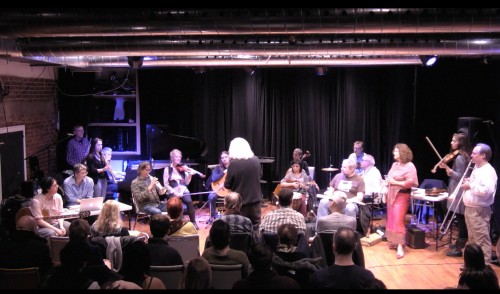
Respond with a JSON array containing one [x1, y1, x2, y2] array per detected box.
[[117, 124, 208, 205]]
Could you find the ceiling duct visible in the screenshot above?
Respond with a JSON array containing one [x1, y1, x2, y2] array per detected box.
[[1, 8, 500, 68]]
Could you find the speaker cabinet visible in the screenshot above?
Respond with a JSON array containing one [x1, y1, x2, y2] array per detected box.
[[457, 117, 482, 145], [405, 225, 426, 249]]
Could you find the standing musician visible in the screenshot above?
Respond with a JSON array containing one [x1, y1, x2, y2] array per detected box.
[[462, 143, 497, 266], [163, 149, 198, 230], [433, 133, 471, 257], [205, 151, 230, 223]]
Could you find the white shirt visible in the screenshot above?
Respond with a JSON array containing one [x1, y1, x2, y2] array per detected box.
[[361, 166, 383, 195], [463, 163, 497, 208]]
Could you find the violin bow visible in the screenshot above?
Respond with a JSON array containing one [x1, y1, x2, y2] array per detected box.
[[425, 136, 444, 161]]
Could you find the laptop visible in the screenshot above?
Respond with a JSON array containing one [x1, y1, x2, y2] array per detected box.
[[79, 197, 104, 212]]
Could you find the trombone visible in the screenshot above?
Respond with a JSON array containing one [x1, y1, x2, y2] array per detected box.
[[438, 160, 475, 239]]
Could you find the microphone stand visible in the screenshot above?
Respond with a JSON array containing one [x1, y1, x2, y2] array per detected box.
[[24, 134, 74, 178]]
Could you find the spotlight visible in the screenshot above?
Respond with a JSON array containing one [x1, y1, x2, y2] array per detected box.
[[420, 55, 437, 67]]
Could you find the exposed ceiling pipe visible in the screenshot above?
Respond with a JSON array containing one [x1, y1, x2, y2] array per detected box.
[[1, 8, 500, 37]]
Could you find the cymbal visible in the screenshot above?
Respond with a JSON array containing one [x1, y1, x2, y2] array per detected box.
[[322, 167, 339, 172]]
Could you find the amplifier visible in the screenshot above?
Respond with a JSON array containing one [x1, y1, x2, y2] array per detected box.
[[405, 225, 426, 249]]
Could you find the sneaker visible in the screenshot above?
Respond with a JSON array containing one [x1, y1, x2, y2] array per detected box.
[[446, 248, 463, 257]]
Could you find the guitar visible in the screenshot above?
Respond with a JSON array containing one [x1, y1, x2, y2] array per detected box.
[[211, 173, 230, 197], [42, 210, 91, 221], [274, 179, 318, 196]]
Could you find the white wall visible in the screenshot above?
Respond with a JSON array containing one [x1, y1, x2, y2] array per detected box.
[[0, 60, 56, 80]]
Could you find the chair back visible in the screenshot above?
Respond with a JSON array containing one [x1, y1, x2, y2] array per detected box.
[[205, 232, 253, 254], [49, 236, 70, 266], [168, 234, 200, 265], [131, 193, 150, 230], [0, 267, 40, 289], [308, 166, 315, 180], [210, 264, 243, 289], [150, 264, 184, 289]]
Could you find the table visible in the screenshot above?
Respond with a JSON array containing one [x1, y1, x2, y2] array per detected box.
[[410, 192, 448, 250], [64, 201, 133, 228]]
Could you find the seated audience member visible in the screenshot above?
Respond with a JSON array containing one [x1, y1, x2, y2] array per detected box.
[[42, 241, 100, 289], [130, 161, 167, 215], [181, 257, 212, 289], [232, 243, 300, 289], [119, 240, 166, 289], [457, 244, 499, 289], [310, 227, 376, 289], [63, 163, 94, 206], [316, 191, 357, 233], [260, 188, 306, 235], [30, 177, 71, 239], [220, 192, 253, 234], [0, 215, 53, 281], [147, 214, 184, 266], [202, 220, 250, 272], [91, 200, 130, 237], [272, 223, 321, 288], [167, 196, 198, 236]]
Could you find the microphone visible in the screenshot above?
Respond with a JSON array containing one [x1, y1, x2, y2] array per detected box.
[[66, 133, 75, 136]]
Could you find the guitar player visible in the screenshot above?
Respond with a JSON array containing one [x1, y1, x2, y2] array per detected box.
[[205, 151, 230, 224]]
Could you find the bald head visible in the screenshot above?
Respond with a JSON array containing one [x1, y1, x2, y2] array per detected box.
[[329, 191, 347, 213], [16, 215, 38, 232]]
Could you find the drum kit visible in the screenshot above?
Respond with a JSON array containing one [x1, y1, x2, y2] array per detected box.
[[321, 166, 339, 182]]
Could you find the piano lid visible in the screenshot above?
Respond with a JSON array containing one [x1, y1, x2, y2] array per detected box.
[[146, 124, 207, 161]]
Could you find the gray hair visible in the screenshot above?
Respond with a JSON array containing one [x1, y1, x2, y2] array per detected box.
[[362, 154, 375, 166], [228, 137, 254, 160]]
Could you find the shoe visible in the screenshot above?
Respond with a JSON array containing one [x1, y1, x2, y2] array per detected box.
[[193, 222, 199, 230], [446, 248, 463, 257]]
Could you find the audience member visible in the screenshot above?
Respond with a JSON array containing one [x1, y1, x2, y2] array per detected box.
[[310, 227, 376, 289], [30, 177, 71, 239], [316, 191, 357, 233], [42, 241, 100, 289], [260, 188, 306, 235], [167, 196, 198, 236], [202, 219, 250, 273], [232, 243, 300, 289], [130, 161, 167, 215], [63, 163, 94, 206], [0, 215, 53, 281], [181, 257, 212, 289], [147, 214, 184, 266], [66, 124, 90, 170], [220, 192, 253, 234], [457, 244, 499, 289], [118, 240, 166, 289], [91, 200, 129, 237]]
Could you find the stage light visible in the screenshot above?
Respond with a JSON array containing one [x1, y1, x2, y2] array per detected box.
[[420, 55, 437, 67]]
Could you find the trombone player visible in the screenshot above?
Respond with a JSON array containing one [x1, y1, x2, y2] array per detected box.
[[461, 143, 497, 266]]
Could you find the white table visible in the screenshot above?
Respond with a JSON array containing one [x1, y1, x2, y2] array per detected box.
[[63, 201, 133, 228], [411, 192, 448, 250]]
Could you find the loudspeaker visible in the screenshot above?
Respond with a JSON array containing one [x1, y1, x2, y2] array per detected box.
[[405, 225, 426, 249], [457, 117, 482, 145]]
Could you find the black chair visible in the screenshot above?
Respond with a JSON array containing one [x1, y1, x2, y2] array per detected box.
[[150, 264, 184, 289], [310, 231, 365, 268], [204, 232, 253, 254]]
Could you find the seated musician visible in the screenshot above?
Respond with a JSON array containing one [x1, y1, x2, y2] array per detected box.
[[163, 149, 198, 230], [63, 163, 94, 206], [30, 177, 71, 239], [205, 151, 230, 224], [279, 160, 310, 217], [316, 159, 365, 227], [131, 161, 167, 215]]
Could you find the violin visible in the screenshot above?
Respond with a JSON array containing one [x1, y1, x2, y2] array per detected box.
[[301, 150, 311, 160], [431, 150, 459, 173], [176, 163, 206, 178]]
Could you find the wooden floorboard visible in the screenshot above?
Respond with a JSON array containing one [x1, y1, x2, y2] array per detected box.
[[126, 200, 500, 289]]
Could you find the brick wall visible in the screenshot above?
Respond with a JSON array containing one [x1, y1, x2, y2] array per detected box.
[[0, 75, 58, 179]]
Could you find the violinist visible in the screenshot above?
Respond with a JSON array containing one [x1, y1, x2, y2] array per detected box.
[[163, 149, 198, 230], [434, 133, 471, 257]]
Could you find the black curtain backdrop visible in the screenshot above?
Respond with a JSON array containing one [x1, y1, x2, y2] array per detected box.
[[58, 59, 500, 193]]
